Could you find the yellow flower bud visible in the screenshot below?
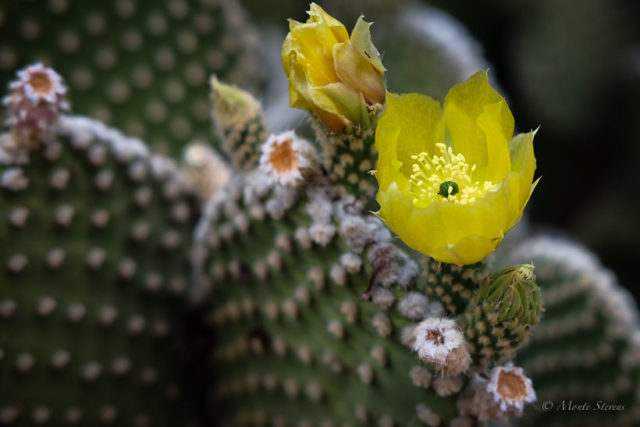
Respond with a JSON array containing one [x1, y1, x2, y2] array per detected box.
[[374, 71, 539, 265], [281, 3, 386, 132]]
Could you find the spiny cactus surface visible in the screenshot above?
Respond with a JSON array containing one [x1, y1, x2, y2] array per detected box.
[[510, 237, 640, 427], [0, 68, 199, 425], [0, 0, 265, 156]]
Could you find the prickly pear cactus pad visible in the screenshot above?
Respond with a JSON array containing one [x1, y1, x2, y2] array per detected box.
[[0, 65, 199, 426], [0, 0, 266, 156], [509, 237, 640, 427], [3, 1, 640, 426]]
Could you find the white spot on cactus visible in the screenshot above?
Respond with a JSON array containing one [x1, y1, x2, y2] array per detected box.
[[409, 365, 432, 388], [263, 301, 279, 321], [140, 367, 158, 386], [370, 345, 388, 366], [50, 350, 71, 370], [118, 258, 137, 280], [81, 361, 102, 382], [340, 300, 358, 323], [0, 300, 16, 318], [1, 168, 28, 191], [307, 267, 325, 290], [309, 223, 336, 246], [372, 313, 392, 337], [98, 306, 118, 327], [153, 320, 170, 338], [305, 381, 323, 402], [111, 357, 131, 377], [49, 168, 70, 190], [327, 319, 345, 339], [294, 227, 312, 249], [399, 292, 430, 320], [272, 336, 288, 357], [379, 414, 395, 427], [297, 345, 313, 365], [127, 315, 146, 336], [340, 252, 362, 274], [371, 287, 395, 309], [8, 206, 29, 228], [46, 247, 66, 269], [433, 374, 464, 396], [36, 296, 56, 317], [281, 299, 298, 320], [284, 378, 300, 399], [134, 186, 153, 206], [329, 264, 346, 286], [99, 405, 117, 424], [87, 248, 106, 270], [31, 406, 51, 425], [294, 285, 311, 306], [64, 408, 83, 425], [65, 302, 86, 323], [416, 403, 441, 426], [95, 47, 117, 70], [15, 352, 35, 372], [357, 363, 374, 384], [354, 403, 369, 422]]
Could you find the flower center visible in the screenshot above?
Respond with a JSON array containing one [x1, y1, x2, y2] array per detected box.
[[496, 370, 527, 401], [28, 71, 53, 96], [409, 143, 495, 206], [425, 328, 445, 345], [269, 139, 298, 174], [438, 181, 459, 198]]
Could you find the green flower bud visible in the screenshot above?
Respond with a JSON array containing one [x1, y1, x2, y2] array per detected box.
[[461, 264, 543, 366], [210, 76, 267, 171], [479, 264, 542, 327]]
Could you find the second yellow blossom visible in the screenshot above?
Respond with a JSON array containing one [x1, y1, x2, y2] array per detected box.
[[281, 3, 385, 132]]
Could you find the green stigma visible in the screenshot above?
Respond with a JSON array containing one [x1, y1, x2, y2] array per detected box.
[[438, 181, 459, 198]]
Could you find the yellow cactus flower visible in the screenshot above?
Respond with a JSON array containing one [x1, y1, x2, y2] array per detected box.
[[374, 71, 538, 265], [282, 3, 386, 132]]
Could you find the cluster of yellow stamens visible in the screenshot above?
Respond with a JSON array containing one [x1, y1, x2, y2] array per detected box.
[[409, 143, 495, 207]]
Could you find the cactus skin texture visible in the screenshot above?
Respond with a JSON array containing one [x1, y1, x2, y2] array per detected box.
[[0, 0, 265, 157], [509, 237, 640, 427], [195, 172, 460, 426], [192, 78, 546, 425], [0, 105, 199, 424], [0, 1, 639, 425], [196, 73, 640, 424]]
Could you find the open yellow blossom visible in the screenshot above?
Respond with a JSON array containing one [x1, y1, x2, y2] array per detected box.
[[282, 3, 386, 132], [374, 71, 538, 265]]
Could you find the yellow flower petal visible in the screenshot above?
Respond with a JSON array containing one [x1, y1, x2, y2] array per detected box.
[[333, 40, 385, 105], [376, 92, 444, 179], [443, 71, 513, 181], [350, 16, 386, 74], [476, 101, 512, 182], [307, 3, 349, 42], [284, 20, 341, 87], [509, 129, 538, 208], [313, 82, 365, 126]]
